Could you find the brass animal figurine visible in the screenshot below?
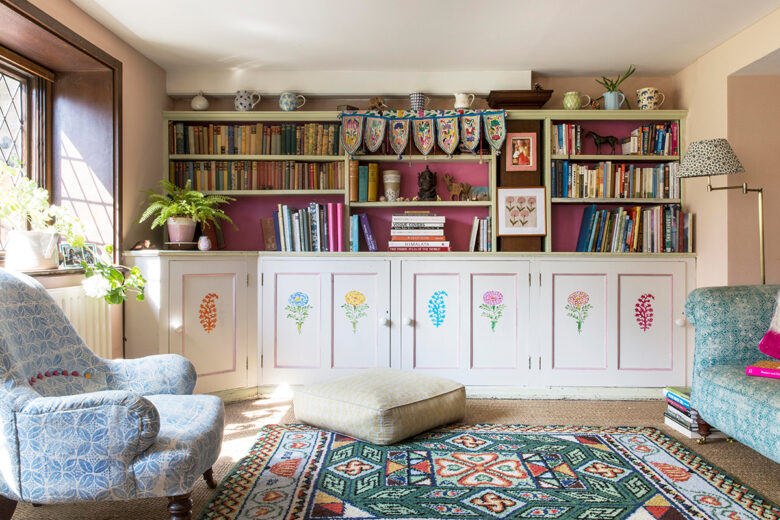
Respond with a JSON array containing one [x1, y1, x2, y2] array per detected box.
[[584, 130, 618, 154], [444, 173, 471, 201], [417, 166, 438, 201]]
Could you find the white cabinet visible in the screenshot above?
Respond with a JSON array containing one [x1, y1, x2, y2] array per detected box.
[[537, 259, 687, 386], [261, 258, 391, 385], [400, 260, 531, 385]]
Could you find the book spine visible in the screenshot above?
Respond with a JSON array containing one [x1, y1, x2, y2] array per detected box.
[[664, 390, 690, 409], [391, 216, 446, 224], [367, 163, 379, 201], [386, 246, 450, 252], [309, 203, 320, 252], [389, 241, 451, 247], [336, 203, 344, 251], [351, 214, 360, 252], [390, 228, 445, 236], [349, 161, 359, 202], [327, 203, 335, 252], [391, 236, 446, 241], [359, 213, 377, 252], [358, 165, 368, 202], [745, 366, 780, 379], [272, 210, 282, 251]]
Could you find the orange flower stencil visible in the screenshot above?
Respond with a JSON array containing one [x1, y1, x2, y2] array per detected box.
[[199, 293, 219, 333]]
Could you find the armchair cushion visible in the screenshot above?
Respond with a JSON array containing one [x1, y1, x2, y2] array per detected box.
[[105, 354, 196, 395], [758, 290, 780, 359]]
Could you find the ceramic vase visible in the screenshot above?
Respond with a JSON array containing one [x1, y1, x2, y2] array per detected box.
[[603, 91, 626, 110], [382, 170, 401, 202]]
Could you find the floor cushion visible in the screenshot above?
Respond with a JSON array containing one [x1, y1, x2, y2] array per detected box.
[[293, 368, 465, 445]]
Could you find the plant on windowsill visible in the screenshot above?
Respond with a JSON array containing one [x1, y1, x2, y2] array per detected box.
[[81, 245, 146, 304], [0, 162, 84, 270], [595, 64, 636, 110], [138, 180, 237, 245]]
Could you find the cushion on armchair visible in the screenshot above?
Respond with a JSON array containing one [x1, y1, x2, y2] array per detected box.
[[758, 290, 780, 359]]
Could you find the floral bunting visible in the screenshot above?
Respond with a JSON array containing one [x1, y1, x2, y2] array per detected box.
[[339, 109, 505, 156]]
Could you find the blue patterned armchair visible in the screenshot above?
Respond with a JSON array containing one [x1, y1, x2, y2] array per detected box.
[[685, 284, 780, 462], [0, 269, 225, 520]]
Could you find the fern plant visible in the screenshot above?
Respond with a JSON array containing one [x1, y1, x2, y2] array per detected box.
[[138, 180, 236, 230]]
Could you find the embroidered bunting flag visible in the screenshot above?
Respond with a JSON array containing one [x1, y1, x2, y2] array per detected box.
[[483, 112, 507, 153], [389, 119, 410, 157], [341, 114, 364, 156], [436, 117, 459, 156], [460, 114, 481, 152], [413, 118, 435, 155], [364, 116, 386, 152]]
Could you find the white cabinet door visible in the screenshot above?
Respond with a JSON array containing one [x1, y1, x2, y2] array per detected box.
[[169, 259, 249, 393], [400, 260, 531, 385], [537, 260, 686, 386], [261, 259, 390, 385]]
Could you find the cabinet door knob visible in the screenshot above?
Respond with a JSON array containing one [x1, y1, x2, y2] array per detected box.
[[674, 317, 687, 327], [380, 317, 391, 327], [173, 325, 183, 334], [404, 317, 414, 327]]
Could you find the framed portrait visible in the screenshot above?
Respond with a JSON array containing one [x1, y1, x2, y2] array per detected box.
[[497, 187, 547, 236], [59, 243, 84, 266], [505, 132, 536, 171], [82, 243, 98, 265]]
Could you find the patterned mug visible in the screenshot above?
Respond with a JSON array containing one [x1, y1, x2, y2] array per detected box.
[[636, 88, 665, 110], [279, 92, 306, 111], [562, 91, 591, 110], [409, 92, 430, 111], [234, 90, 260, 111]]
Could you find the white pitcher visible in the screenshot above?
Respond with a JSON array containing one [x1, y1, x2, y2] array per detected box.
[[454, 92, 475, 109]]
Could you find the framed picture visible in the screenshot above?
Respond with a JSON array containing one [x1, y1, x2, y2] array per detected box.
[[505, 132, 536, 171], [497, 187, 547, 236], [59, 243, 84, 266], [82, 243, 99, 265]]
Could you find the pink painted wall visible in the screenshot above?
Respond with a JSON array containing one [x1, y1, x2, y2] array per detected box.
[[29, 0, 172, 249], [727, 75, 780, 285]]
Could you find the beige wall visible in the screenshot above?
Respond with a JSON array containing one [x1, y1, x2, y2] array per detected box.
[[674, 9, 780, 288], [29, 0, 171, 248], [727, 75, 780, 285]]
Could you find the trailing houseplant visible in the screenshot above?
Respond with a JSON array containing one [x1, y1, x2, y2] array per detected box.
[[595, 64, 636, 110], [138, 180, 236, 243], [81, 245, 146, 304]]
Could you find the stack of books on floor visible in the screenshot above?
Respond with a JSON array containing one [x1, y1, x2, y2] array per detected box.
[[663, 386, 725, 439], [388, 212, 449, 252], [264, 202, 344, 252]]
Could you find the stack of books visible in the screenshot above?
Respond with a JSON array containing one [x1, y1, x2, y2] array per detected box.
[[266, 202, 344, 252], [663, 386, 725, 439], [388, 212, 449, 252]]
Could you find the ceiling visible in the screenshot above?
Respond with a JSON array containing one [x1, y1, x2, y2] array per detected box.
[[72, 0, 780, 94]]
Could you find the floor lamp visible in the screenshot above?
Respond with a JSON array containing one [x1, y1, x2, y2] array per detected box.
[[676, 138, 765, 284]]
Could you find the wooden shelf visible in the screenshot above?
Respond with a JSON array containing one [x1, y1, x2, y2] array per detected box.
[[202, 189, 345, 196], [552, 198, 681, 204], [350, 200, 492, 208], [350, 154, 493, 163], [170, 154, 343, 161], [550, 154, 679, 161]]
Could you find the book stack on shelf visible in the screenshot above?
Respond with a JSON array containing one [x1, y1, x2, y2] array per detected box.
[[663, 386, 725, 440], [349, 162, 380, 202], [468, 216, 492, 252], [265, 202, 344, 252], [745, 360, 780, 379], [621, 122, 679, 156], [388, 212, 450, 252], [170, 122, 342, 156], [170, 161, 345, 192], [551, 161, 679, 199], [575, 204, 692, 253]]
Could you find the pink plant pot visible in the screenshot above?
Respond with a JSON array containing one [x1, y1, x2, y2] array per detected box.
[[167, 217, 196, 243]]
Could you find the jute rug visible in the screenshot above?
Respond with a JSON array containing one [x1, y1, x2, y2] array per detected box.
[[196, 424, 780, 520]]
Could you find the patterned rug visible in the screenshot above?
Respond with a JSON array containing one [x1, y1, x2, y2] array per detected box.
[[197, 424, 779, 520]]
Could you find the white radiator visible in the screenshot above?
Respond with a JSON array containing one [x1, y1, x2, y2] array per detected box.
[[47, 286, 112, 359]]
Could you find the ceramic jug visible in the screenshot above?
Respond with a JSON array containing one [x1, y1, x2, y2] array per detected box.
[[636, 88, 665, 110], [234, 90, 260, 111], [280, 92, 306, 111], [562, 91, 591, 110], [454, 92, 475, 109], [603, 91, 626, 110]]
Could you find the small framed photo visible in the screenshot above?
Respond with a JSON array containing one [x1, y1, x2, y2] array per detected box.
[[82, 243, 98, 265], [497, 187, 547, 236], [59, 243, 84, 266], [506, 132, 536, 171]]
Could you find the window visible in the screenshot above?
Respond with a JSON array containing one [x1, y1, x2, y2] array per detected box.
[[0, 67, 25, 170]]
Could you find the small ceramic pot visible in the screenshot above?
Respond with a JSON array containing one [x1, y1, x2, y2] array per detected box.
[[382, 170, 401, 202], [279, 92, 306, 111], [167, 217, 196, 243], [197, 235, 212, 251], [191, 92, 209, 111]]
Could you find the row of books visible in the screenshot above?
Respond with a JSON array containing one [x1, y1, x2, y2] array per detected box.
[[468, 216, 492, 252], [551, 161, 680, 199], [388, 213, 450, 252], [663, 386, 725, 440], [622, 123, 679, 156], [348, 214, 377, 252], [261, 203, 345, 252], [169, 122, 342, 156], [551, 124, 582, 155], [575, 204, 693, 253], [170, 161, 345, 192], [349, 163, 380, 202]]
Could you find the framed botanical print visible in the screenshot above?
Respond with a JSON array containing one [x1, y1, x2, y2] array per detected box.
[[505, 132, 536, 171], [497, 187, 547, 236]]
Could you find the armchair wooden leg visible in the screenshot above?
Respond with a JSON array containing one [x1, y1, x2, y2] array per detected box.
[[691, 408, 711, 444], [203, 467, 218, 489], [0, 495, 17, 520], [167, 492, 192, 520]]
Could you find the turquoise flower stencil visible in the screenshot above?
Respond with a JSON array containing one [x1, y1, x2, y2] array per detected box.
[[285, 291, 311, 334], [428, 290, 448, 328]]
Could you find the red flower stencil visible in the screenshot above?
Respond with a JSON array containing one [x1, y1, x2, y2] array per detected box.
[[199, 293, 219, 333], [635, 293, 654, 331]]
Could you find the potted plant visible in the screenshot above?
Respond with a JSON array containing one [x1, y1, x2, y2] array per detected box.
[[0, 162, 84, 270], [138, 180, 236, 244], [595, 65, 636, 110]]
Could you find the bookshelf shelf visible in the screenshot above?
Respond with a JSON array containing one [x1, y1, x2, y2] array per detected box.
[[170, 154, 344, 161], [351, 200, 492, 208], [552, 198, 681, 204], [203, 189, 345, 196], [550, 154, 679, 161]]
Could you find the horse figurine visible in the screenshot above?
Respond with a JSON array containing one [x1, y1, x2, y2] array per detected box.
[[584, 130, 619, 154], [444, 174, 471, 201]]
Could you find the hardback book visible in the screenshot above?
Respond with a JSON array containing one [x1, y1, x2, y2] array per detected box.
[[468, 216, 480, 252], [327, 203, 336, 252], [386, 246, 451, 252], [391, 235, 446, 241], [260, 217, 277, 251], [358, 165, 369, 202], [359, 213, 377, 252], [309, 203, 321, 252], [745, 360, 780, 379], [349, 161, 359, 202], [664, 386, 691, 408], [320, 206, 329, 252], [272, 210, 283, 251], [390, 228, 445, 236], [336, 202, 344, 251], [351, 214, 360, 252], [367, 163, 379, 201], [663, 416, 726, 440], [392, 214, 445, 224], [388, 241, 451, 248]]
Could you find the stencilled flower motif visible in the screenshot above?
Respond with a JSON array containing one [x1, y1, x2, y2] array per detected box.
[[565, 291, 592, 334], [428, 290, 448, 328], [341, 291, 369, 334], [635, 293, 655, 331], [479, 291, 506, 332], [285, 291, 312, 334]]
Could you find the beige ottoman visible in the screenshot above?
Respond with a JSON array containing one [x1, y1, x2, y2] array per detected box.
[[293, 368, 465, 445]]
